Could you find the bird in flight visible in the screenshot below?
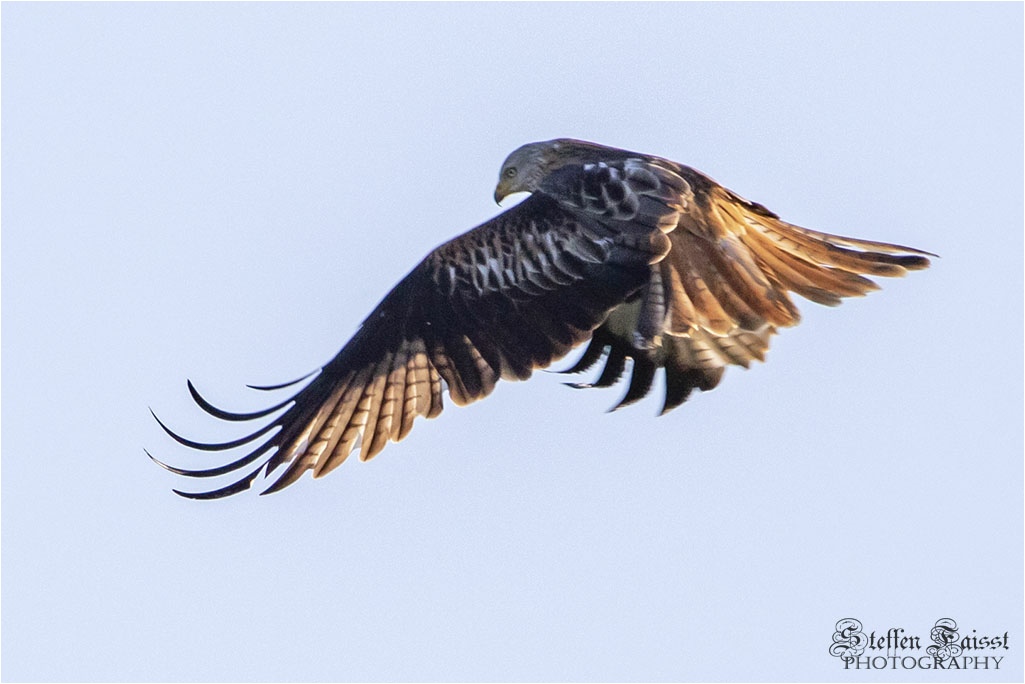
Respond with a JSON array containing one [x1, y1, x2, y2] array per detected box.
[[150, 139, 932, 499]]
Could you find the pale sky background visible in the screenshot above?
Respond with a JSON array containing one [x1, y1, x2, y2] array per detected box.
[[2, 3, 1022, 682]]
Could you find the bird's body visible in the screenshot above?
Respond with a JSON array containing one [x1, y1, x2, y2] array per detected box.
[[151, 139, 932, 498]]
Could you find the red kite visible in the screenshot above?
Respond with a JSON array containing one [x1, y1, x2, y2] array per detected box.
[[151, 139, 931, 498]]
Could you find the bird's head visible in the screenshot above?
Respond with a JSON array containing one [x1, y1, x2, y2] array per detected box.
[[493, 139, 588, 204]]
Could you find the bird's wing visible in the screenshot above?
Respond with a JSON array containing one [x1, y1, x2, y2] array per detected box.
[[151, 169, 681, 498], [563, 161, 933, 413]]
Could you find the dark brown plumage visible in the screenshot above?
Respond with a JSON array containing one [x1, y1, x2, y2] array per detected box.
[[150, 138, 932, 498]]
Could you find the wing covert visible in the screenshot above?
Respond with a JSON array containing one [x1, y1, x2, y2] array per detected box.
[[561, 160, 932, 414]]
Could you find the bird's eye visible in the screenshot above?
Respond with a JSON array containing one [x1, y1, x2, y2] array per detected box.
[[504, 167, 517, 179]]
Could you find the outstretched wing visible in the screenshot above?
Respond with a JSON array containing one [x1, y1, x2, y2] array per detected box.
[[563, 161, 933, 413], [151, 170, 679, 498]]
